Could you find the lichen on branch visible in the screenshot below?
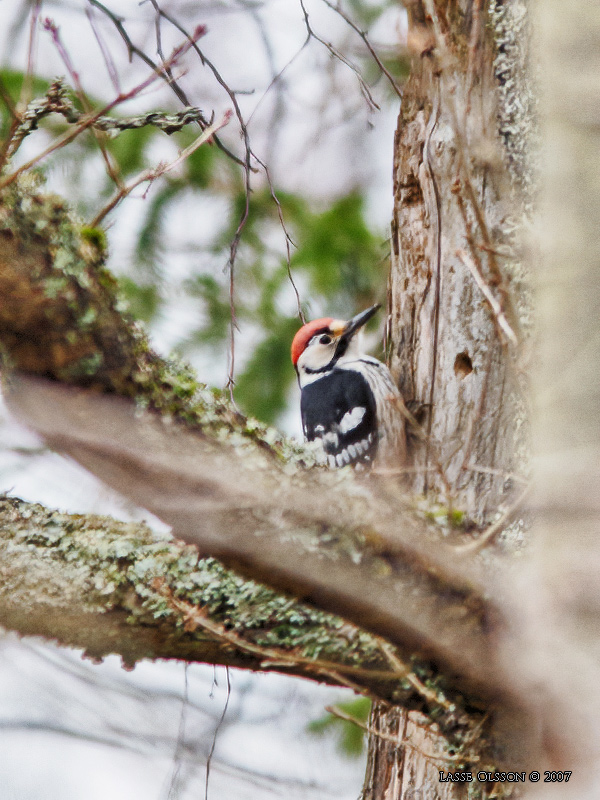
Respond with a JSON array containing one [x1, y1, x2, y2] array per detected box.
[[0, 492, 473, 735]]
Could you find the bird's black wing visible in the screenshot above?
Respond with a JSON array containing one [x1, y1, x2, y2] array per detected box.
[[300, 368, 377, 467]]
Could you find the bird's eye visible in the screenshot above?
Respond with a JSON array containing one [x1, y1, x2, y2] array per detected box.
[[319, 334, 332, 345]]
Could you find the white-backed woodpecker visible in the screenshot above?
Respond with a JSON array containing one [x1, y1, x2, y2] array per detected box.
[[291, 304, 406, 468]]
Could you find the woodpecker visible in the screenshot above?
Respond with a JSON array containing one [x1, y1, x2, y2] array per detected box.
[[291, 304, 406, 468]]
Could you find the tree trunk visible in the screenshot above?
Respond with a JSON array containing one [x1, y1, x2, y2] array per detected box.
[[364, 1, 532, 797]]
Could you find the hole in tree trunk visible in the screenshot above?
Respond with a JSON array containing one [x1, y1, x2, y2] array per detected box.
[[454, 350, 473, 378]]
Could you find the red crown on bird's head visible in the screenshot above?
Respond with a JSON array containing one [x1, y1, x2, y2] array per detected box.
[[291, 318, 334, 366]]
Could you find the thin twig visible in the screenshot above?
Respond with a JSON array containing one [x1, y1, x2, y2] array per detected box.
[[320, 0, 403, 99], [145, 3, 309, 385], [453, 484, 531, 554], [253, 153, 305, 323], [299, 0, 380, 111], [18, 0, 42, 114], [317, 669, 375, 697], [86, 0, 195, 106], [165, 665, 189, 800], [148, 2, 254, 393], [377, 638, 455, 713], [154, 581, 409, 684], [456, 248, 518, 347], [43, 18, 124, 193], [205, 667, 230, 800], [246, 33, 311, 129], [90, 111, 232, 227], [86, 5, 121, 94], [465, 463, 528, 485], [325, 705, 465, 762], [86, 0, 244, 168]]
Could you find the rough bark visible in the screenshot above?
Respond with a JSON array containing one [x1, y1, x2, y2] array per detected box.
[[389, 0, 528, 523], [365, 1, 533, 798], [361, 706, 465, 800]]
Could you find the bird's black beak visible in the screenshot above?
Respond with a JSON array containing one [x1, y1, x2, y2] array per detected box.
[[339, 303, 381, 343]]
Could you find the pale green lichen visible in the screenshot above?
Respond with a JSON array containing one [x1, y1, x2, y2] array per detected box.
[[2, 496, 382, 669]]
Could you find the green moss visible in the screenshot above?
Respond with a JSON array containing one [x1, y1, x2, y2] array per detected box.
[[1, 494, 493, 768], [80, 225, 108, 254], [1, 496, 384, 669], [64, 351, 104, 378], [413, 497, 473, 532]]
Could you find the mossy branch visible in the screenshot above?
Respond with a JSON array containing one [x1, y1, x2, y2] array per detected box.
[[0, 493, 489, 756]]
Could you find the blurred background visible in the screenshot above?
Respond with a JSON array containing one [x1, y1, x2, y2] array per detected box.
[[0, 1, 408, 796]]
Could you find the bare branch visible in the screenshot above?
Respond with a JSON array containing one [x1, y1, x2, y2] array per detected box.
[[0, 33, 205, 190], [90, 110, 232, 227], [299, 0, 380, 112], [86, 0, 244, 168], [86, 4, 121, 94], [320, 0, 403, 99]]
